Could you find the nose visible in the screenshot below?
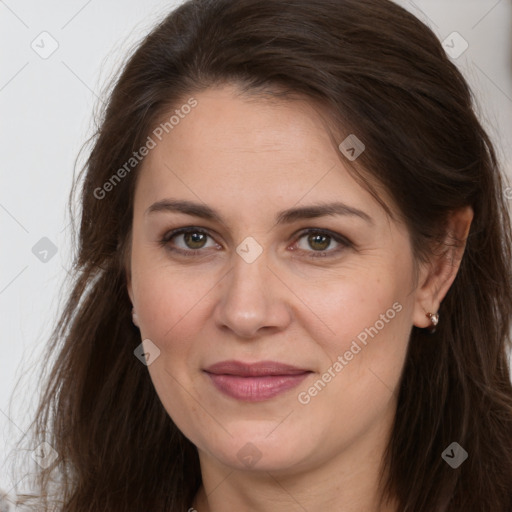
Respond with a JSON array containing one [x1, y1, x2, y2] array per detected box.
[[213, 247, 292, 339]]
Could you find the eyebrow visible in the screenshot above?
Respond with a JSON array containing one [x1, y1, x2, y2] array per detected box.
[[146, 199, 374, 225]]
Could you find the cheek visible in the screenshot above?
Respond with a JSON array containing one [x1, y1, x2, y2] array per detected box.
[[296, 255, 415, 406], [130, 262, 217, 434], [298, 260, 413, 356], [291, 270, 413, 454], [131, 250, 217, 343]]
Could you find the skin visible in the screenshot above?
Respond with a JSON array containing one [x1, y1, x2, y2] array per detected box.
[[126, 84, 473, 512]]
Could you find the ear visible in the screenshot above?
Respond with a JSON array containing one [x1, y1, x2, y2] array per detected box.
[[126, 271, 140, 327], [123, 231, 134, 305], [127, 272, 134, 305], [412, 206, 473, 329]]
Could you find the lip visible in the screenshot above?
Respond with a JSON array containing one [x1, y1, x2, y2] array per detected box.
[[204, 360, 310, 376], [203, 360, 312, 402]]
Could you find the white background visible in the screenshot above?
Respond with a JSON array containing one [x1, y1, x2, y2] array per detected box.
[[1, 0, 511, 498]]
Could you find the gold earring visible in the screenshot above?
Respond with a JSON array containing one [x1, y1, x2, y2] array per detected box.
[[426, 312, 439, 333]]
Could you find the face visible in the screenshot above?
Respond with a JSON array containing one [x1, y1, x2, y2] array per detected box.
[[127, 84, 422, 474]]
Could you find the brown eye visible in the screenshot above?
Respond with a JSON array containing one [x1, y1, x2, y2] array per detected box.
[[306, 233, 331, 251], [182, 231, 208, 250], [161, 227, 219, 255], [293, 229, 351, 258]]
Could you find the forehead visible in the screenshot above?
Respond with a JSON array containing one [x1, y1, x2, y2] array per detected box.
[[134, 85, 392, 222]]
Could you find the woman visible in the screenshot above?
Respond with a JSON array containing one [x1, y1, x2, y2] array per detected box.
[[11, 0, 512, 510]]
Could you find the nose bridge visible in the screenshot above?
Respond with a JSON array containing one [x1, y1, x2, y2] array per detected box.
[[214, 238, 291, 337]]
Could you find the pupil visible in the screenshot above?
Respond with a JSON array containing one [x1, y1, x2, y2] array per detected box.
[[309, 234, 329, 251], [185, 232, 206, 249]]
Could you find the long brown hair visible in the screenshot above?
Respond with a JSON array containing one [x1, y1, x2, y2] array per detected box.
[[9, 0, 512, 510]]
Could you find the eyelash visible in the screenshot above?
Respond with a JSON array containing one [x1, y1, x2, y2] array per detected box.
[[159, 227, 352, 259]]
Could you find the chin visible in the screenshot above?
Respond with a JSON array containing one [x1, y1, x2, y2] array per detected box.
[[199, 427, 315, 473]]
